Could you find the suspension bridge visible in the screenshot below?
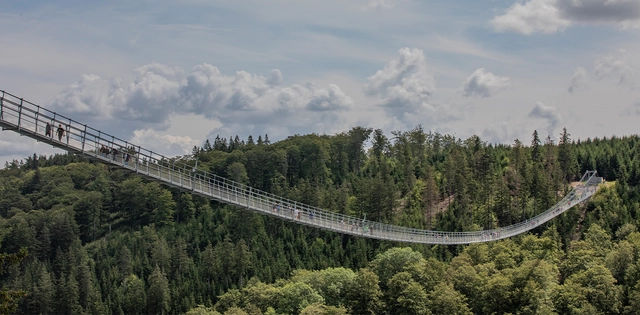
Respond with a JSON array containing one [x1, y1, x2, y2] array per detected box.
[[0, 90, 602, 244]]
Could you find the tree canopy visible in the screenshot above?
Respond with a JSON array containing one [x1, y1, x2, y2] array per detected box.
[[2, 127, 640, 314]]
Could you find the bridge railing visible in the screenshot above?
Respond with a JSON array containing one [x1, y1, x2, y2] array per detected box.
[[0, 89, 601, 244]]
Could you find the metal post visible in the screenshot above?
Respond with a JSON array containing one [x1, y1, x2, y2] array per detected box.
[[110, 136, 115, 160], [66, 118, 71, 146], [96, 131, 102, 158], [17, 98, 23, 131], [330, 213, 333, 229], [171, 160, 175, 182], [81, 125, 87, 153], [248, 187, 252, 208], [147, 152, 152, 175], [192, 155, 198, 191], [0, 91, 4, 120], [191, 169, 196, 191], [136, 146, 140, 172], [35, 106, 41, 134]]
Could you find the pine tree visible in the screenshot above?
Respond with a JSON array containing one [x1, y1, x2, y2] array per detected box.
[[559, 127, 578, 182], [54, 273, 83, 315], [122, 274, 146, 315], [0, 250, 28, 314], [171, 238, 191, 281], [119, 245, 133, 278], [372, 129, 389, 162], [214, 135, 223, 150], [203, 139, 213, 152], [531, 130, 541, 164], [177, 193, 196, 224], [147, 265, 171, 315], [152, 188, 176, 227], [235, 239, 251, 288]]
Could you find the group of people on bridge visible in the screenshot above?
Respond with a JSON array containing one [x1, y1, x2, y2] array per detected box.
[[272, 204, 316, 221], [481, 231, 501, 240], [100, 145, 133, 165], [45, 122, 66, 142], [270, 203, 377, 236], [42, 119, 138, 167]]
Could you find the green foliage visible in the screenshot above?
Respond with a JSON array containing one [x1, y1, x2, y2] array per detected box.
[[561, 264, 622, 314], [290, 267, 356, 306], [368, 247, 424, 285], [426, 282, 472, 315], [122, 274, 146, 315], [186, 305, 221, 315], [227, 162, 249, 185], [0, 249, 27, 315], [386, 272, 430, 315], [277, 282, 324, 315], [346, 268, 383, 315], [151, 186, 176, 227], [3, 129, 640, 314], [147, 265, 171, 314], [299, 303, 349, 315]]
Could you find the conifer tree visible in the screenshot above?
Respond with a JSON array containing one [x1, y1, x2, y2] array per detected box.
[[122, 274, 146, 315], [531, 130, 541, 163], [559, 127, 578, 182], [147, 265, 171, 315], [203, 139, 213, 152], [0, 249, 27, 314], [55, 273, 83, 315], [235, 239, 251, 288]]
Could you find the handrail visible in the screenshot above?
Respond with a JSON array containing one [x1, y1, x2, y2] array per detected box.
[[0, 89, 602, 244]]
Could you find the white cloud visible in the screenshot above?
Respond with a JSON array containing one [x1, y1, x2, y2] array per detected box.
[[180, 64, 354, 129], [48, 63, 354, 138], [461, 68, 510, 97], [490, 0, 571, 35], [129, 129, 200, 158], [0, 134, 41, 157], [49, 63, 184, 131], [365, 48, 434, 99], [482, 122, 512, 144], [568, 66, 589, 94], [491, 0, 640, 34], [364, 47, 461, 127], [528, 101, 562, 136], [305, 84, 355, 111], [594, 49, 638, 89], [0, 132, 62, 166]]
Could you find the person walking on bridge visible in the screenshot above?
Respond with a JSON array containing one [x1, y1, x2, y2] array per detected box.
[[45, 122, 52, 137], [56, 124, 64, 142]]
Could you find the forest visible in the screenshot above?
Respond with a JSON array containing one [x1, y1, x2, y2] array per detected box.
[[1, 126, 640, 315]]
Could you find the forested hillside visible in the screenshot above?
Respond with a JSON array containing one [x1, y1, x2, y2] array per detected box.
[[1, 127, 640, 314]]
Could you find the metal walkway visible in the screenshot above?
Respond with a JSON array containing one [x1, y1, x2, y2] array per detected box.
[[0, 90, 602, 244]]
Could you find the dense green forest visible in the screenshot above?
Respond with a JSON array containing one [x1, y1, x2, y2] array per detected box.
[[1, 126, 640, 314]]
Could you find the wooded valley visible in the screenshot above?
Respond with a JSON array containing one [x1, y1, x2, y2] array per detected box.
[[1, 127, 640, 314]]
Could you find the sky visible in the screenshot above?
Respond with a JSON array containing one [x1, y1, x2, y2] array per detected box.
[[1, 0, 640, 165]]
